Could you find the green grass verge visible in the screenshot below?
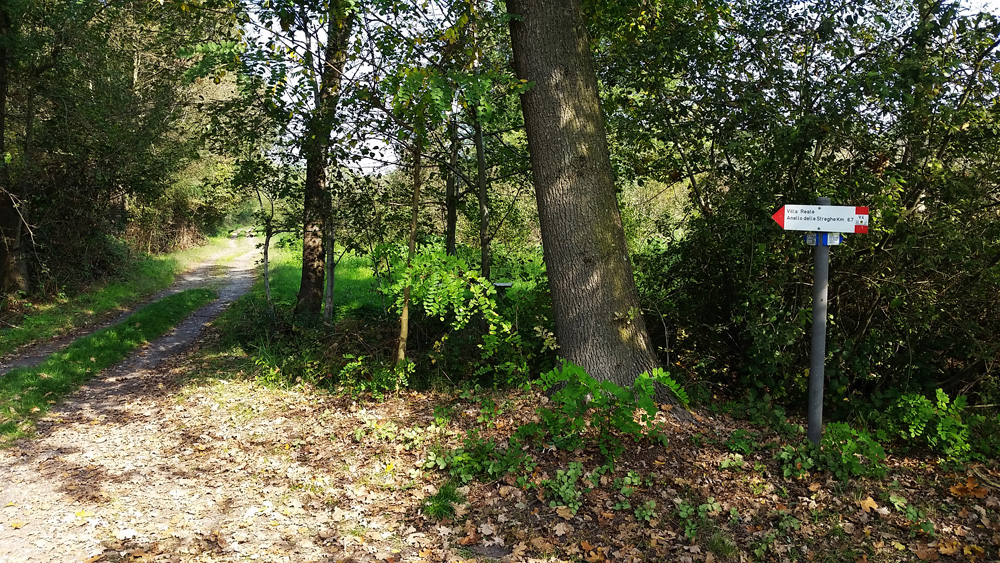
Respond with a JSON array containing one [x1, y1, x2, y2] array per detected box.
[[0, 288, 217, 446], [0, 236, 236, 357], [226, 242, 383, 322], [330, 252, 385, 319]]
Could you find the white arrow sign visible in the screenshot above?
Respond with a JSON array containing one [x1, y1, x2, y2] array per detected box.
[[772, 205, 869, 234]]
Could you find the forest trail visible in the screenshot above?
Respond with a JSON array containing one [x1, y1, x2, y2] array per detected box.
[[0, 237, 259, 378], [0, 236, 262, 562]]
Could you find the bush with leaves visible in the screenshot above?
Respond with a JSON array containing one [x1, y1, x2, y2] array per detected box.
[[391, 246, 536, 385], [626, 0, 1000, 414], [431, 362, 688, 485], [777, 423, 887, 481], [533, 361, 686, 459], [881, 388, 974, 461]]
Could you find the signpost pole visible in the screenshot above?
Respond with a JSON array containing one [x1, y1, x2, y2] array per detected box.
[[808, 197, 831, 446]]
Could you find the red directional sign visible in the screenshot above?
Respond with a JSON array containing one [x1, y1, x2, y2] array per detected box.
[[772, 205, 869, 234]]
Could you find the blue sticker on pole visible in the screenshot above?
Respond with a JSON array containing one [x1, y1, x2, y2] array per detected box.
[[804, 232, 843, 246]]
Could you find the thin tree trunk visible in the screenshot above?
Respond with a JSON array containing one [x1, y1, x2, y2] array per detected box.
[[369, 239, 387, 314], [295, 6, 354, 319], [323, 224, 335, 322], [256, 187, 274, 311], [474, 113, 490, 280], [506, 0, 686, 413], [396, 142, 423, 365], [445, 118, 459, 256]]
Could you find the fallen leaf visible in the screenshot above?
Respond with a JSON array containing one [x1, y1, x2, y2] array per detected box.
[[554, 522, 572, 536], [478, 522, 495, 536], [950, 477, 989, 499], [581, 540, 595, 551], [10, 521, 24, 529], [912, 544, 939, 561], [458, 533, 478, 546], [511, 542, 528, 558], [964, 544, 985, 558], [531, 536, 553, 552], [938, 540, 960, 555], [859, 497, 878, 513], [556, 506, 574, 520]]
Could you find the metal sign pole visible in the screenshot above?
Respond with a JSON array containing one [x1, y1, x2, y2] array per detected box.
[[808, 196, 831, 446]]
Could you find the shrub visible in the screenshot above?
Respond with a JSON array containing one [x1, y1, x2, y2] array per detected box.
[[391, 246, 535, 386], [883, 388, 972, 461], [777, 422, 887, 480], [535, 361, 685, 459]]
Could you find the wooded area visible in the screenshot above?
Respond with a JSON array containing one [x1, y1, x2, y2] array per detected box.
[[2, 0, 1000, 544], [2, 0, 1000, 560]]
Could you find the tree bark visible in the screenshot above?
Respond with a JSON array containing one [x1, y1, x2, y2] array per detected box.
[[295, 5, 354, 319], [445, 118, 459, 256], [505, 0, 682, 406], [474, 113, 490, 281], [396, 142, 423, 364], [323, 222, 335, 322]]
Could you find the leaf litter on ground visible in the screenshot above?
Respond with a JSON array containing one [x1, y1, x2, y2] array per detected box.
[[1, 321, 999, 561]]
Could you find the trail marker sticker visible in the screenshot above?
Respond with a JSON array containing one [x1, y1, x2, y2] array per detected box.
[[772, 205, 869, 233]]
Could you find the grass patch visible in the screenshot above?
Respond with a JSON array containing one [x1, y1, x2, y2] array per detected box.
[[330, 252, 385, 320], [216, 242, 383, 340], [421, 481, 466, 520], [0, 288, 217, 446], [252, 241, 382, 318], [209, 242, 395, 391], [0, 236, 237, 357]]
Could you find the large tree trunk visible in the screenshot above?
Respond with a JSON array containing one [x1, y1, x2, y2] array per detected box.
[[506, 0, 681, 404], [295, 6, 354, 319]]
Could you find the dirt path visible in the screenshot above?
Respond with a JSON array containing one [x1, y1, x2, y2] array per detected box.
[[0, 237, 259, 377], [0, 237, 265, 562], [0, 237, 469, 563]]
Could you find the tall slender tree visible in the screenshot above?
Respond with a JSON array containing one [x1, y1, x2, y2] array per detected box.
[[295, 2, 356, 318]]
